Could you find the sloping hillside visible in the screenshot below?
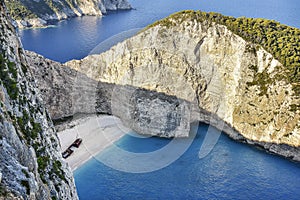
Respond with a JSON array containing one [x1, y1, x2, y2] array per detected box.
[[5, 0, 131, 28]]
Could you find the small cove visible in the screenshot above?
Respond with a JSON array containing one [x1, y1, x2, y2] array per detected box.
[[19, 0, 300, 199], [74, 123, 300, 199]]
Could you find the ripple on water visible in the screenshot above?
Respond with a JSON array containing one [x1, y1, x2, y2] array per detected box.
[[74, 123, 300, 199]]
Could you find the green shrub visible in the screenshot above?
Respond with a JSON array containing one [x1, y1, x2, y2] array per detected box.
[[290, 104, 300, 112], [20, 180, 30, 195], [31, 120, 42, 139], [37, 156, 50, 171], [144, 11, 300, 98], [5, 0, 37, 20], [51, 160, 66, 181], [0, 54, 19, 100], [5, 0, 78, 20]]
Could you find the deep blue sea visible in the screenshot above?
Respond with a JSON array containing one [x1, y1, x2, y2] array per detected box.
[[20, 0, 300, 199], [20, 0, 300, 63]]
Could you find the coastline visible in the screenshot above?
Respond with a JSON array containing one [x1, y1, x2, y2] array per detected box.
[[15, 8, 133, 29], [58, 115, 131, 171], [57, 114, 300, 172], [15, 16, 97, 30]]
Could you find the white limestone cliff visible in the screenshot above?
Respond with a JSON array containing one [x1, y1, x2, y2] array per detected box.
[[24, 12, 300, 162], [0, 3, 78, 199], [65, 13, 300, 160]]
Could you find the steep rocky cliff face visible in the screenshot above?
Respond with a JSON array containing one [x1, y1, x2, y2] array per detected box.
[[26, 51, 191, 137], [64, 12, 299, 160], [25, 51, 98, 121], [0, 3, 78, 200], [5, 0, 131, 28], [22, 11, 299, 160]]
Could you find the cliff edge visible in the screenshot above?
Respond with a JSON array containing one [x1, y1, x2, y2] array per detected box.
[[64, 11, 300, 160], [0, 2, 78, 200]]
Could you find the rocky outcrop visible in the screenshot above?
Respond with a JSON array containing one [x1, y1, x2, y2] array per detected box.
[[26, 51, 191, 137], [102, 0, 131, 11], [0, 3, 78, 200], [25, 51, 99, 121], [23, 11, 300, 160], [63, 12, 300, 160], [5, 0, 131, 28]]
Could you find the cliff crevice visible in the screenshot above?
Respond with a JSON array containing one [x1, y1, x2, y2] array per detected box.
[[0, 2, 78, 199]]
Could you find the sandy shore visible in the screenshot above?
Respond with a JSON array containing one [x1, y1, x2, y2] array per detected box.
[[57, 115, 131, 171]]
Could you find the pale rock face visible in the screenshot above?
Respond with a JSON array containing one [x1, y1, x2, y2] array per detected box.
[[16, 18, 47, 29], [65, 17, 300, 157], [32, 0, 104, 21], [102, 0, 132, 12], [25, 51, 100, 121], [111, 86, 191, 137], [76, 0, 103, 16], [6, 0, 131, 28], [0, 3, 78, 200], [75, 0, 132, 15], [24, 13, 299, 160], [26, 51, 191, 137]]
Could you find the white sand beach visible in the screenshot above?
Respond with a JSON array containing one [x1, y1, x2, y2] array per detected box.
[[57, 115, 131, 171]]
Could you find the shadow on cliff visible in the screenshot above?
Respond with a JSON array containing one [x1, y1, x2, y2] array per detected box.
[[26, 51, 300, 162]]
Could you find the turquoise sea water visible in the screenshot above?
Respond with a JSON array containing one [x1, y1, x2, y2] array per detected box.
[[74, 124, 300, 199], [20, 0, 300, 199]]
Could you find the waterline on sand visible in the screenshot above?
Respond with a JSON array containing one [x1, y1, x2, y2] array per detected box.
[[58, 115, 130, 171]]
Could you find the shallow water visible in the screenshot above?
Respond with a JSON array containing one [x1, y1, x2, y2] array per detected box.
[[74, 123, 300, 199]]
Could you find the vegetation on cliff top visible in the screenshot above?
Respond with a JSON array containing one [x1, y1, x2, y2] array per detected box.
[[145, 10, 300, 98], [4, 0, 37, 20], [4, 0, 77, 20]]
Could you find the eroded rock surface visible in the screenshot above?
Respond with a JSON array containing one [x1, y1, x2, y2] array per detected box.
[[0, 3, 78, 200], [26, 51, 191, 137], [24, 12, 300, 161], [64, 12, 300, 160], [5, 0, 131, 28]]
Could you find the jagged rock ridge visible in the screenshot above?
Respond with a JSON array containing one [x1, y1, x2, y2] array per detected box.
[[0, 2, 78, 200]]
